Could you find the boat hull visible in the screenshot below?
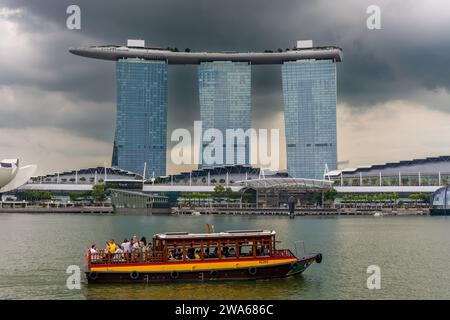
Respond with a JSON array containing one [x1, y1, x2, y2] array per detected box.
[[85, 254, 320, 284]]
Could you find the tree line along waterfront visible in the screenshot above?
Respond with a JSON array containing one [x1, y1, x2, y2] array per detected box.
[[14, 184, 107, 204], [3, 183, 433, 213]]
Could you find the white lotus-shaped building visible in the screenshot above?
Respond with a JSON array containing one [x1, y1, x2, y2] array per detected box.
[[0, 159, 37, 193]]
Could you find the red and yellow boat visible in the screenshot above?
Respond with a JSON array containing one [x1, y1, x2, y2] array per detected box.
[[85, 229, 322, 283]]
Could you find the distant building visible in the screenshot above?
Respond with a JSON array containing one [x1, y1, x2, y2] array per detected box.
[[327, 155, 450, 187], [0, 159, 37, 193], [282, 59, 337, 179], [198, 61, 251, 168], [112, 58, 168, 176], [69, 40, 343, 176]]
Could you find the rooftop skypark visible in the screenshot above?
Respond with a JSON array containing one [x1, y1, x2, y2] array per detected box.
[[69, 39, 343, 64]]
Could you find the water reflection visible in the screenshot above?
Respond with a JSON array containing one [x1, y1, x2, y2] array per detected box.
[[0, 214, 450, 299], [84, 276, 316, 300]]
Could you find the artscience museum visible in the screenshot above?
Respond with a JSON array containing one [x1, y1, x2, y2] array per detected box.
[[0, 159, 37, 194]]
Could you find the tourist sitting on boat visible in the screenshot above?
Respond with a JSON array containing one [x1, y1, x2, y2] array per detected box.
[[120, 238, 131, 262], [107, 239, 117, 256], [90, 244, 98, 254], [141, 241, 147, 254], [187, 247, 195, 259], [113, 246, 124, 262], [194, 250, 201, 259], [222, 246, 229, 257], [175, 249, 182, 260], [132, 239, 140, 253], [121, 239, 131, 252], [168, 250, 175, 260], [89, 244, 98, 262]]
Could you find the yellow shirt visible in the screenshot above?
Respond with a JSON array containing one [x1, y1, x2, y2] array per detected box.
[[109, 242, 117, 253]]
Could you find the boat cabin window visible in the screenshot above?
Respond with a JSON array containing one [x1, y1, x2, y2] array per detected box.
[[161, 235, 274, 262]]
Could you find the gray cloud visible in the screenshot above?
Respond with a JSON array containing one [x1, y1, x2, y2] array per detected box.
[[1, 0, 450, 173]]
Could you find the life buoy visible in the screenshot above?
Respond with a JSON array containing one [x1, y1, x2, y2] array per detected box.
[[130, 271, 140, 280], [315, 253, 323, 264], [209, 270, 218, 278], [248, 267, 257, 275], [88, 271, 98, 281], [170, 271, 179, 280]]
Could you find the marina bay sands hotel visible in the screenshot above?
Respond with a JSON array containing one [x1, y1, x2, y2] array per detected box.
[[69, 40, 342, 179]]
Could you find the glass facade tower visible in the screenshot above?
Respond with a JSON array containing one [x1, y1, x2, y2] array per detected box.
[[112, 58, 168, 176], [198, 61, 251, 168], [282, 59, 337, 179]]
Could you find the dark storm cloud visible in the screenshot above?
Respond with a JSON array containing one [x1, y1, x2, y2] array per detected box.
[[1, 0, 450, 173], [4, 0, 450, 111]]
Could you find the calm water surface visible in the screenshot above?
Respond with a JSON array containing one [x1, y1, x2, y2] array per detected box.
[[0, 213, 449, 300]]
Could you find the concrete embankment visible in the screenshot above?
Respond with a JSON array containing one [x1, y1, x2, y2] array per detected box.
[[0, 206, 113, 214], [174, 207, 430, 216], [0, 207, 429, 216]]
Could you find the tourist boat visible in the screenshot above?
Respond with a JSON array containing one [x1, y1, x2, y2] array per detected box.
[[85, 229, 322, 283]]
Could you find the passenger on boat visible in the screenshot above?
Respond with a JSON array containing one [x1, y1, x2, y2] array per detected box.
[[121, 239, 131, 252], [114, 246, 124, 262], [229, 247, 236, 257], [168, 250, 175, 260], [120, 238, 131, 262], [132, 239, 140, 253], [141, 241, 147, 254], [187, 247, 195, 259], [90, 244, 98, 254], [222, 246, 229, 257], [175, 249, 182, 260], [89, 244, 98, 262], [194, 250, 201, 259], [108, 240, 117, 254]]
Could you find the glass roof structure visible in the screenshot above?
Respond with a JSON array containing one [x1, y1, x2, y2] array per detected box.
[[236, 177, 333, 191]]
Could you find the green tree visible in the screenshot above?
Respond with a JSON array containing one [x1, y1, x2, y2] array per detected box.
[[91, 184, 106, 202], [212, 185, 226, 198], [324, 189, 338, 202]]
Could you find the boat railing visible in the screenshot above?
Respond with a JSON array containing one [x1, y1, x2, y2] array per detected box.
[[273, 248, 296, 258], [88, 249, 164, 265], [88, 248, 296, 264]]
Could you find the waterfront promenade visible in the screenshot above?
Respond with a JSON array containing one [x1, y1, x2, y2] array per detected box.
[[0, 204, 428, 215], [173, 207, 429, 216], [0, 206, 113, 214]]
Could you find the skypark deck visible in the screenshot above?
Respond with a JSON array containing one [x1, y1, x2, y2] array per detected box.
[[69, 45, 343, 64]]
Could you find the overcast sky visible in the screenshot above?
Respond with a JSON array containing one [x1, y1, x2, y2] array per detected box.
[[1, 0, 450, 175]]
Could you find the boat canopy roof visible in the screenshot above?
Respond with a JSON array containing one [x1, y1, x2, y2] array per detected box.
[[154, 229, 275, 240]]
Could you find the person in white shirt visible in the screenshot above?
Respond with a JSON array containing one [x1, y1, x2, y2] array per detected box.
[[121, 239, 131, 252], [89, 244, 98, 262], [121, 238, 131, 262], [114, 246, 124, 262]]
